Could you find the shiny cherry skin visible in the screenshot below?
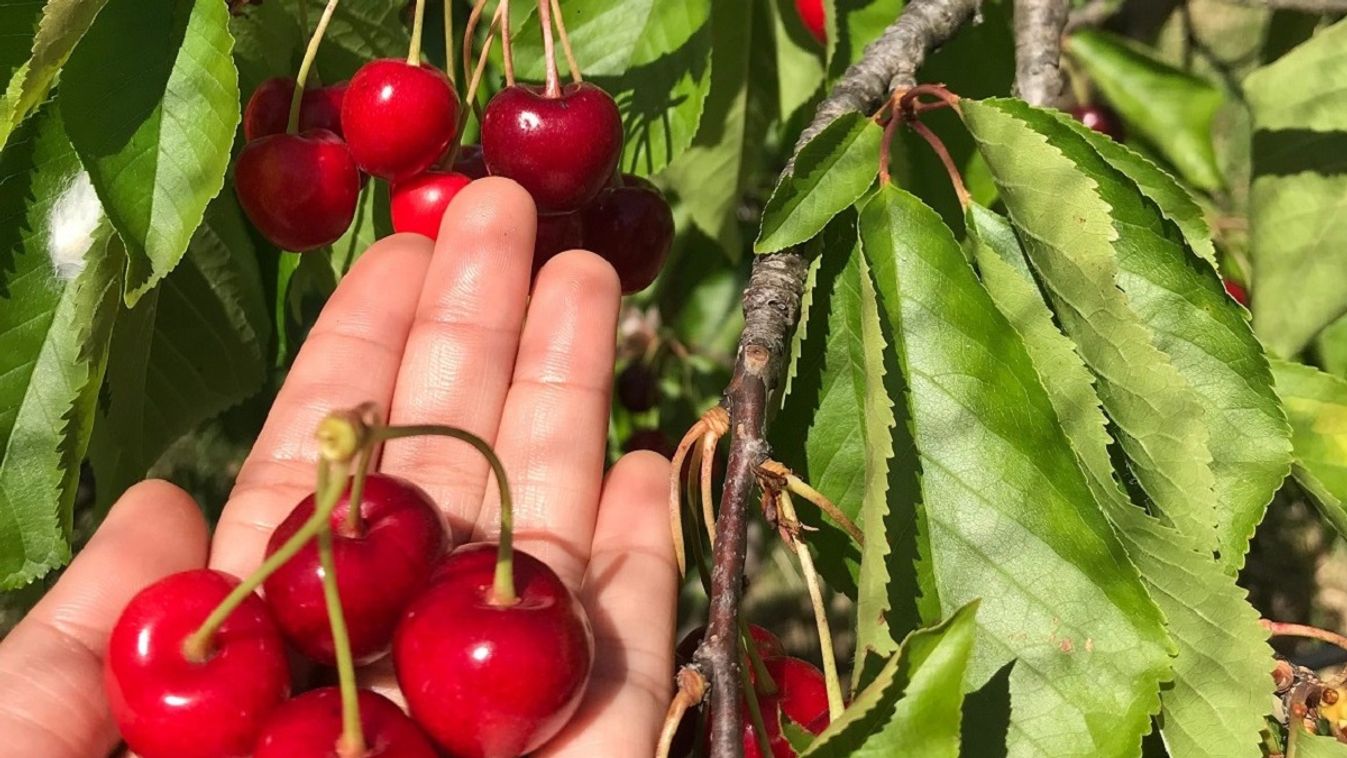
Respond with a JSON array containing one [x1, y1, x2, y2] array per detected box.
[[742, 657, 831, 758], [263, 473, 446, 665], [394, 543, 595, 758], [482, 82, 623, 212], [254, 687, 437, 758], [390, 171, 473, 239], [1069, 103, 1125, 142], [104, 569, 290, 758], [795, 0, 826, 44], [454, 143, 488, 179], [581, 180, 675, 293], [243, 77, 348, 140], [342, 59, 460, 181], [235, 129, 360, 251], [1223, 277, 1248, 306], [533, 212, 585, 275]]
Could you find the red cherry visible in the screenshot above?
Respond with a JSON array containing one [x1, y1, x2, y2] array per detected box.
[[794, 0, 826, 44], [104, 569, 290, 758], [254, 687, 437, 758], [235, 129, 360, 251], [263, 473, 446, 665], [1223, 277, 1248, 306], [394, 543, 594, 758], [243, 77, 348, 141], [391, 171, 473, 239], [533, 212, 585, 276], [342, 59, 460, 181], [581, 181, 674, 294], [1069, 103, 1125, 142], [742, 657, 831, 758], [454, 143, 488, 179], [481, 82, 623, 212]]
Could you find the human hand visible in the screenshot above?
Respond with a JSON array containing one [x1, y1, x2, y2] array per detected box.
[[0, 178, 678, 757]]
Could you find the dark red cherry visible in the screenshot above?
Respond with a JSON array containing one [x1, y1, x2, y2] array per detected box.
[[742, 657, 831, 758], [623, 428, 676, 457], [616, 361, 660, 412], [391, 171, 473, 239], [342, 59, 460, 181], [581, 182, 674, 293], [481, 82, 623, 212], [1223, 277, 1248, 306], [262, 473, 446, 665], [453, 143, 488, 179], [1069, 103, 1125, 142], [794, 0, 826, 44], [104, 569, 290, 758], [532, 212, 585, 276], [243, 77, 348, 141], [394, 543, 594, 758], [254, 687, 437, 758], [235, 129, 360, 251]]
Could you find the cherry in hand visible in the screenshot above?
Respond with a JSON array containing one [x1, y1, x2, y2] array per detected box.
[[394, 543, 594, 758], [582, 176, 675, 294], [1069, 103, 1125, 142], [235, 129, 360, 251], [244, 77, 348, 140], [482, 82, 623, 212], [342, 59, 460, 181], [254, 687, 437, 758], [104, 569, 290, 758], [263, 473, 446, 665], [795, 0, 826, 44], [391, 171, 473, 240]]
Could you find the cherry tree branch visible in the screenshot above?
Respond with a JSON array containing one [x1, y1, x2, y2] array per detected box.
[[1014, 0, 1070, 107], [694, 0, 982, 755]]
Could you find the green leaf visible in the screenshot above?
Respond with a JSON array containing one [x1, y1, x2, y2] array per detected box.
[[755, 112, 882, 253], [1244, 19, 1347, 358], [859, 183, 1171, 757], [964, 97, 1226, 556], [803, 601, 977, 757], [1, 0, 112, 150], [1288, 724, 1347, 758], [510, 0, 713, 176], [1067, 28, 1225, 190], [61, 0, 239, 304], [1271, 359, 1347, 539], [824, 0, 905, 83], [88, 192, 267, 510], [1062, 113, 1293, 570], [0, 106, 121, 587], [969, 203, 1273, 758]]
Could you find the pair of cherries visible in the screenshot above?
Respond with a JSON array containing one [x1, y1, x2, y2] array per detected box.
[[672, 624, 832, 757], [104, 472, 593, 758]]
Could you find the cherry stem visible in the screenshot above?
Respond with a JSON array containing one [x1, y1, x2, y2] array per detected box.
[[878, 96, 901, 187], [739, 617, 777, 695], [182, 458, 348, 663], [740, 656, 774, 757], [699, 433, 718, 545], [461, 0, 505, 135], [785, 473, 863, 546], [778, 489, 845, 720], [408, 0, 428, 64], [287, 0, 341, 134], [374, 424, 517, 605], [462, 0, 491, 93], [317, 525, 365, 757], [549, 0, 582, 83], [500, 0, 516, 86], [442, 0, 456, 85], [342, 445, 372, 536], [668, 417, 706, 578], [537, 0, 560, 98], [908, 118, 969, 208], [654, 690, 693, 758], [1262, 620, 1347, 653]]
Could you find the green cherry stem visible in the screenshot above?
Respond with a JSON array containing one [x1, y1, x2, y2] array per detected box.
[[739, 617, 777, 696], [537, 0, 560, 98], [182, 458, 349, 663], [342, 445, 372, 536], [317, 525, 365, 757], [442, 0, 456, 85], [287, 0, 341, 134], [407, 0, 428, 65], [777, 490, 845, 719], [374, 424, 517, 605], [740, 657, 774, 757]]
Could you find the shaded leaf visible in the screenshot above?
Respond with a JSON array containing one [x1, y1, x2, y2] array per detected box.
[[1288, 724, 1347, 758], [755, 112, 882, 253], [860, 183, 1170, 757], [1067, 28, 1225, 190], [61, 0, 239, 303], [1244, 19, 1347, 357], [0, 0, 110, 149], [1271, 359, 1347, 540]]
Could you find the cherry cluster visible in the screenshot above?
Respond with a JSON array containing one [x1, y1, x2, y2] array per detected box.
[[234, 1, 674, 295], [103, 411, 593, 758], [671, 625, 831, 757]]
